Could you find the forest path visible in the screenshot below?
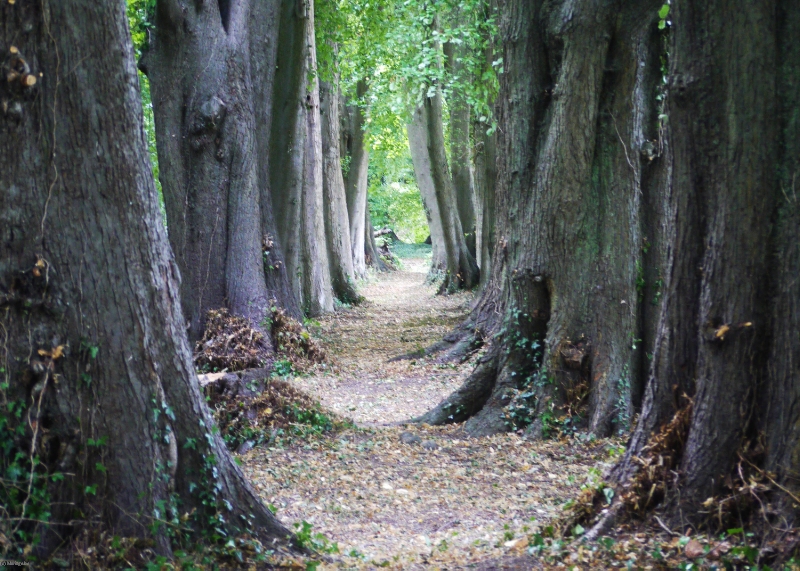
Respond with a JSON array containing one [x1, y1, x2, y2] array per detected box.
[[290, 255, 475, 425], [242, 253, 612, 568]]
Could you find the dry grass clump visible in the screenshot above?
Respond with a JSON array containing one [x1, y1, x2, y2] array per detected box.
[[193, 309, 271, 372]]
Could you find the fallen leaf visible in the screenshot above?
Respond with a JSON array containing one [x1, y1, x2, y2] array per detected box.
[[685, 539, 704, 559], [707, 541, 731, 560]]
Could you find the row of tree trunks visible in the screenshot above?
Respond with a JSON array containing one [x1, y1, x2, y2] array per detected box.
[[149, 0, 373, 341], [342, 81, 370, 279], [444, 40, 477, 261], [408, 107, 448, 275], [148, 0, 286, 341], [337, 80, 392, 276], [320, 74, 360, 303], [419, 0, 658, 436], [408, 91, 480, 293], [421, 0, 800, 528], [405, 16, 479, 292], [269, 0, 333, 316], [0, 0, 292, 556]]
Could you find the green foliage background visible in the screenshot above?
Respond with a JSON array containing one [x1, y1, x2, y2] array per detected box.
[[127, 0, 499, 244]]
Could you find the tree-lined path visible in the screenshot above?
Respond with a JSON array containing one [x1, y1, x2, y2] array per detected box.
[[241, 251, 614, 568]]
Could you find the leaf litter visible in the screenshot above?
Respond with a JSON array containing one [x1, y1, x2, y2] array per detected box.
[[241, 257, 795, 569]]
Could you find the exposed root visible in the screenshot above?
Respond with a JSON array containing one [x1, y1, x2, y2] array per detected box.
[[389, 319, 483, 363], [412, 348, 498, 426], [554, 401, 694, 540], [558, 486, 611, 537], [194, 309, 271, 372]]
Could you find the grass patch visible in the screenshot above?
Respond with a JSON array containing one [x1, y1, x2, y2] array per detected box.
[[392, 242, 432, 260]]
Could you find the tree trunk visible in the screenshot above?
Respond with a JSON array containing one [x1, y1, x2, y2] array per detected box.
[[365, 207, 390, 271], [612, 0, 780, 512], [444, 41, 477, 260], [251, 0, 302, 322], [320, 77, 359, 303], [408, 107, 448, 275], [416, 0, 662, 437], [473, 120, 497, 287], [148, 0, 290, 341], [409, 94, 480, 293], [343, 81, 369, 279], [0, 0, 292, 557], [765, 1, 800, 511], [269, 0, 333, 316]]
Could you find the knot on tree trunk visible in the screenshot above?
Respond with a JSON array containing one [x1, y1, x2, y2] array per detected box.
[[560, 341, 588, 370], [189, 96, 227, 150]]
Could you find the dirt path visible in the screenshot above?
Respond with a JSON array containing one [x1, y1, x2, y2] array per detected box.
[[242, 255, 615, 569]]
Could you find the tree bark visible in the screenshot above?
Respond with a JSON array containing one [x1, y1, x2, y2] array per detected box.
[[269, 0, 333, 316], [417, 0, 663, 436], [473, 119, 497, 287], [0, 0, 292, 556], [765, 1, 800, 508], [343, 81, 369, 279], [444, 41, 477, 260], [569, 1, 800, 534], [147, 0, 298, 343], [408, 107, 448, 275], [320, 77, 359, 303]]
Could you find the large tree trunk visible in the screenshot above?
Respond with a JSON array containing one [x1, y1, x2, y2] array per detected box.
[[251, 0, 302, 321], [343, 81, 369, 279], [408, 108, 448, 275], [320, 77, 359, 303], [444, 41, 477, 260], [0, 0, 292, 557], [148, 0, 286, 341], [416, 0, 662, 436], [765, 1, 800, 512], [269, 0, 333, 316], [612, 0, 783, 513]]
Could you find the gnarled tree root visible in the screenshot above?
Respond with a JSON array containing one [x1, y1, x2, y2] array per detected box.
[[412, 348, 499, 426]]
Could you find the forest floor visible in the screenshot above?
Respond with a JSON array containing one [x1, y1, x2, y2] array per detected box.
[[241, 251, 626, 569], [240, 249, 771, 570]]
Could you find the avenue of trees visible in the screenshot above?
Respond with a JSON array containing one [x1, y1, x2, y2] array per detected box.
[[1, 0, 798, 563]]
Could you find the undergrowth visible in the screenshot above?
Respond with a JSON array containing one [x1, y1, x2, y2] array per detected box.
[[209, 374, 352, 452], [194, 309, 271, 373]]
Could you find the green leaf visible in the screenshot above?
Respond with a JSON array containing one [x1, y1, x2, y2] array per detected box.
[[658, 4, 670, 19]]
